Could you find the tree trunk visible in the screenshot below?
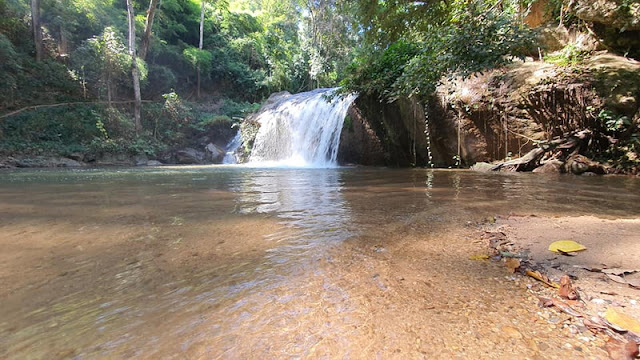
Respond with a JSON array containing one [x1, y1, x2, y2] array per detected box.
[[127, 0, 143, 133], [30, 0, 43, 61], [197, 0, 205, 100], [139, 0, 160, 61]]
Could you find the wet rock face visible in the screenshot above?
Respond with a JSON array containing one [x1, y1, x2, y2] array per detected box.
[[337, 104, 386, 166], [205, 143, 225, 163], [176, 148, 206, 164], [337, 95, 432, 167]]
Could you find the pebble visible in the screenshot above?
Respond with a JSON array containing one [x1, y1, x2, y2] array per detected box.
[[591, 298, 606, 304], [548, 317, 562, 324]]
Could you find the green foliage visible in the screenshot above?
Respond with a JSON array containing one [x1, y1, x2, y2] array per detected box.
[[218, 98, 260, 118], [0, 33, 19, 99], [342, 2, 534, 101], [598, 110, 631, 132], [545, 43, 590, 66], [0, 105, 104, 155], [239, 117, 259, 155], [183, 47, 213, 73]]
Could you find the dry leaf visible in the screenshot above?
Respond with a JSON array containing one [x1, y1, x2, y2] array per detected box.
[[526, 269, 560, 288], [602, 268, 639, 276], [505, 258, 521, 273], [538, 296, 553, 307], [551, 298, 583, 317], [606, 274, 640, 290], [584, 317, 609, 331], [548, 240, 587, 254], [605, 308, 640, 335], [559, 275, 578, 300], [573, 264, 605, 272], [628, 279, 640, 289]]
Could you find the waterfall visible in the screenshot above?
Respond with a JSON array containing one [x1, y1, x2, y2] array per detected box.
[[423, 103, 434, 168], [249, 88, 357, 167], [222, 131, 242, 164]]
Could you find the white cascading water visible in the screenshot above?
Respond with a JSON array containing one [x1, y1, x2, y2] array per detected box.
[[249, 88, 357, 167], [222, 131, 242, 164]]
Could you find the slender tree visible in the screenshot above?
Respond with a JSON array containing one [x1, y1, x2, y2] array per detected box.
[[30, 0, 43, 61], [197, 0, 205, 99], [126, 0, 143, 132], [139, 0, 160, 60]]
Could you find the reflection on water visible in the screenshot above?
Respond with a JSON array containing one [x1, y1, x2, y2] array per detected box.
[[1, 167, 640, 358], [234, 170, 351, 242]]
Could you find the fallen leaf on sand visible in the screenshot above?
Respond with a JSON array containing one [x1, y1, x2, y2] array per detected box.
[[537, 296, 582, 317], [526, 269, 560, 288], [551, 298, 583, 317], [573, 264, 605, 272], [548, 240, 587, 254], [628, 279, 640, 289], [602, 268, 639, 276], [606, 274, 640, 290], [469, 254, 489, 260], [505, 258, 521, 273], [607, 274, 628, 284], [605, 308, 640, 335], [584, 317, 609, 331], [605, 336, 639, 360], [538, 297, 554, 307], [559, 275, 578, 300]]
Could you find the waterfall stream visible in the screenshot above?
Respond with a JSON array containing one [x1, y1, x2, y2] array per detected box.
[[249, 88, 357, 167], [222, 131, 242, 164]]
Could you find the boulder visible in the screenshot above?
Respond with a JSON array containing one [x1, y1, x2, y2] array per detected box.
[[14, 157, 49, 168], [0, 157, 17, 168], [532, 159, 564, 173], [14, 156, 84, 168], [564, 154, 606, 175], [133, 154, 149, 166], [146, 160, 163, 166], [470, 162, 495, 172], [205, 143, 225, 163], [176, 148, 205, 164], [53, 157, 85, 167], [536, 25, 570, 53], [574, 0, 640, 30], [67, 152, 84, 161]]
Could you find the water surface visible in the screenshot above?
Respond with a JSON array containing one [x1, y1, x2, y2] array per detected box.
[[1, 167, 639, 358]]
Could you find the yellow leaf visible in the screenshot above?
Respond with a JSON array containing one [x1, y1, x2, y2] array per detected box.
[[470, 254, 489, 260], [604, 308, 640, 334], [548, 240, 587, 253]]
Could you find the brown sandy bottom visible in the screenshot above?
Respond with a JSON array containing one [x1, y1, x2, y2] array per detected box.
[[324, 212, 619, 360], [492, 216, 640, 336], [2, 168, 640, 359]]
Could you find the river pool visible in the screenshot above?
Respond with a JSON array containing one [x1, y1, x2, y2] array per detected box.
[[1, 167, 639, 358]]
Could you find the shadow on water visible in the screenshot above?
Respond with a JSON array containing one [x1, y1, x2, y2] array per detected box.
[[1, 166, 640, 358]]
